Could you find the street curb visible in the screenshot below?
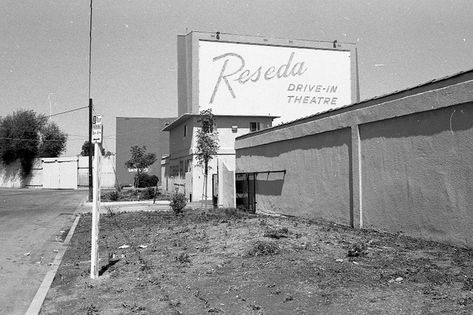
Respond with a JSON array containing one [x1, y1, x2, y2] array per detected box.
[[25, 214, 81, 315], [83, 200, 170, 206]]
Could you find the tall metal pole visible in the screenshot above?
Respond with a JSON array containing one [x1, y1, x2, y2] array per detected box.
[[88, 99, 93, 201], [88, 0, 93, 201]]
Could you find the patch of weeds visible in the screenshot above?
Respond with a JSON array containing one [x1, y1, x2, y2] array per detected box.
[[148, 277, 160, 285], [247, 240, 279, 257], [122, 302, 146, 312], [284, 294, 294, 302], [86, 304, 99, 315], [169, 300, 181, 307], [221, 207, 250, 218], [196, 208, 251, 222], [264, 227, 289, 239], [347, 242, 368, 257], [175, 252, 191, 264], [462, 277, 473, 291], [102, 190, 120, 201], [458, 296, 473, 306], [172, 239, 183, 247], [249, 303, 261, 311]]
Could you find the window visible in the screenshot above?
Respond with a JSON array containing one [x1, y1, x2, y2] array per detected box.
[[185, 159, 192, 172], [250, 122, 260, 132], [183, 124, 187, 137], [179, 161, 184, 178]]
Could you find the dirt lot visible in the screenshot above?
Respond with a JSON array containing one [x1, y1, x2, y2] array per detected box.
[[41, 208, 473, 314]]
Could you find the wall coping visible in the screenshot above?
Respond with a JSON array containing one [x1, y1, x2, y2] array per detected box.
[[236, 72, 473, 150]]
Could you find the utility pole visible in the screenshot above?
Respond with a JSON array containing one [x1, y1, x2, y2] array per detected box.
[[88, 98, 93, 201], [88, 0, 93, 201]]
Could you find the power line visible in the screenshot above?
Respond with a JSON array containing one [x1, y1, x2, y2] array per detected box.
[[49, 105, 88, 117], [0, 137, 71, 142]]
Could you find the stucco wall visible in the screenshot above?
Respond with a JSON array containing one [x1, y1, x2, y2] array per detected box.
[[169, 117, 194, 159], [235, 70, 473, 247], [218, 158, 236, 208], [237, 128, 351, 224], [360, 102, 473, 246], [164, 114, 275, 202]]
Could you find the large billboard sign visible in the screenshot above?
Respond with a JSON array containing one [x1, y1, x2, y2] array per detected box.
[[198, 40, 353, 123]]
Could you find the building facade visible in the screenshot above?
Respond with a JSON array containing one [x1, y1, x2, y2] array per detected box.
[[162, 114, 276, 205], [163, 31, 359, 205]]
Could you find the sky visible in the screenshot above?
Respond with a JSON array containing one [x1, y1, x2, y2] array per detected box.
[[1, 0, 473, 156]]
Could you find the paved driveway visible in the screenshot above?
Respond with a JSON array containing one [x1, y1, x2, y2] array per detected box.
[[0, 189, 87, 315]]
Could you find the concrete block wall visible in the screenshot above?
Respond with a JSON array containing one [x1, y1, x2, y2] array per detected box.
[[235, 70, 473, 247]]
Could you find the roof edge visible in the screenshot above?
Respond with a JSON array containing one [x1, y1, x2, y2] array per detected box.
[[236, 67, 473, 140]]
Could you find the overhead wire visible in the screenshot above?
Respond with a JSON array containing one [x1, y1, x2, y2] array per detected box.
[[0, 137, 84, 142], [49, 105, 89, 118]]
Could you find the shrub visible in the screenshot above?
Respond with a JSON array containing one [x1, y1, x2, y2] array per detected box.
[[347, 242, 368, 257], [263, 227, 289, 239], [135, 173, 159, 188], [140, 187, 156, 200], [170, 193, 187, 215], [108, 190, 120, 201], [247, 240, 279, 257], [101, 190, 121, 201]]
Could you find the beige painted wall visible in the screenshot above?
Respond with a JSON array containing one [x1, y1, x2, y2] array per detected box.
[[235, 70, 473, 247], [360, 102, 473, 246], [237, 128, 351, 224]]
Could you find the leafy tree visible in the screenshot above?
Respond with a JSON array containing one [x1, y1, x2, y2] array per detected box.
[[0, 109, 68, 177], [39, 123, 68, 157], [125, 145, 157, 187], [80, 140, 105, 156], [195, 109, 219, 207]]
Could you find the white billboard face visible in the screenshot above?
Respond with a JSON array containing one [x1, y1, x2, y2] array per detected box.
[[198, 40, 352, 123]]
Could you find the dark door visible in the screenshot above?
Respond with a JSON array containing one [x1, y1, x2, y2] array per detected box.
[[212, 173, 218, 208], [235, 173, 256, 213], [247, 173, 256, 213]]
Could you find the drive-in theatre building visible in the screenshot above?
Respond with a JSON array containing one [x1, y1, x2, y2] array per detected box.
[[162, 31, 359, 206]]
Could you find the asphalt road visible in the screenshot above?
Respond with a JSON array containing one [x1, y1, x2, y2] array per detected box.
[[0, 189, 87, 315]]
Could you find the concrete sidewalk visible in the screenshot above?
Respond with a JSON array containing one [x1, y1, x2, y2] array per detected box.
[[82, 200, 171, 214]]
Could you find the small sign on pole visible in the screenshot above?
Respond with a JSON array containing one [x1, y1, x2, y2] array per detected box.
[[92, 124, 102, 144], [92, 114, 102, 125]]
